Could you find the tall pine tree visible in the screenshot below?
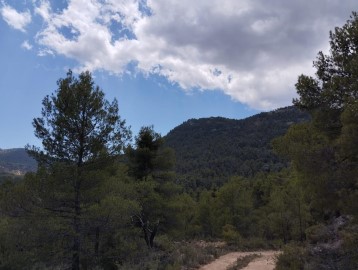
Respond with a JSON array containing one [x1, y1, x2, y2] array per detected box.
[[27, 70, 132, 269]]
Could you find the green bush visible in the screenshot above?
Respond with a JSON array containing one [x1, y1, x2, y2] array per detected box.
[[275, 244, 306, 270], [222, 224, 242, 245], [239, 237, 270, 250]]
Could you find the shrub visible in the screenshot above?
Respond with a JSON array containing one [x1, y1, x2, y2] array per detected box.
[[275, 244, 306, 270], [222, 224, 242, 245]]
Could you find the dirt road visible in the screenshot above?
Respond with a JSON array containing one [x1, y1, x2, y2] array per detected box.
[[199, 250, 280, 270]]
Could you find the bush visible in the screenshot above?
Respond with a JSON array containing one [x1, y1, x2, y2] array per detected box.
[[222, 224, 242, 245], [275, 244, 306, 270], [239, 237, 272, 250], [305, 224, 331, 244]]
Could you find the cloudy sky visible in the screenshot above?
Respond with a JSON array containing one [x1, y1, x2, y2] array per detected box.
[[0, 0, 356, 148]]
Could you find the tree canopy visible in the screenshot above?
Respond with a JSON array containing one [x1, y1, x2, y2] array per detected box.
[[25, 70, 133, 270], [28, 70, 131, 166], [294, 12, 358, 112], [275, 12, 358, 218]]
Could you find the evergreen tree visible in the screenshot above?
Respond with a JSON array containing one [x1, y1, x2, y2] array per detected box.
[[294, 12, 358, 139], [274, 12, 358, 219], [128, 126, 178, 248], [25, 70, 132, 269]]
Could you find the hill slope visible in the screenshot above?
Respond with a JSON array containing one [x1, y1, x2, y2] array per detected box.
[[164, 106, 310, 188], [0, 148, 37, 176]]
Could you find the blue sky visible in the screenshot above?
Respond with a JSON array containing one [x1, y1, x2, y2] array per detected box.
[[0, 0, 357, 148]]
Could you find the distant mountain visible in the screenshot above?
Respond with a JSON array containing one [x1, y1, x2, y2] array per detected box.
[[0, 106, 309, 187], [0, 148, 37, 177], [164, 106, 310, 189]]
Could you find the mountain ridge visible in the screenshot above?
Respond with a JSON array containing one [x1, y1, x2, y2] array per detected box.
[[164, 106, 310, 188], [0, 106, 309, 185]]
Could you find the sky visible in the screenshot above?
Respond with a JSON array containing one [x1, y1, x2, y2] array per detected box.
[[0, 0, 357, 149]]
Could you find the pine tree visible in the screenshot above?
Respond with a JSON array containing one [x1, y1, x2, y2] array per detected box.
[[27, 70, 131, 269]]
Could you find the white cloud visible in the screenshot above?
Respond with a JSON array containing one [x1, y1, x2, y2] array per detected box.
[[21, 40, 33, 50], [4, 0, 358, 109], [33, 0, 51, 21], [1, 4, 31, 32]]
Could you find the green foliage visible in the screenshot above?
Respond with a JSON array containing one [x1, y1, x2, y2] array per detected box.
[[274, 13, 358, 220], [275, 244, 306, 270], [184, 170, 312, 248], [266, 174, 311, 243], [222, 224, 242, 245], [5, 18, 358, 268], [127, 126, 180, 248], [164, 106, 309, 189], [196, 190, 221, 238], [216, 177, 254, 238], [294, 12, 358, 113], [275, 12, 358, 269], [167, 193, 198, 238], [128, 126, 175, 181], [28, 70, 131, 164], [0, 70, 135, 269], [273, 124, 342, 217]]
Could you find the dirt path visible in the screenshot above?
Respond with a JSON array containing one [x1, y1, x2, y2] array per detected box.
[[199, 250, 280, 270]]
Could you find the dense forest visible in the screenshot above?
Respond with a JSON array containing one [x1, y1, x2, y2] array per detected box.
[[164, 107, 310, 189], [0, 107, 310, 188], [0, 12, 358, 270]]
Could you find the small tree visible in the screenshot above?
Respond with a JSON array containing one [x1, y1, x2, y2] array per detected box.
[[128, 126, 178, 248], [27, 70, 131, 269]]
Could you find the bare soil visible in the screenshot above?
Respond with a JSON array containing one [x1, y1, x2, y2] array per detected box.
[[199, 250, 280, 270]]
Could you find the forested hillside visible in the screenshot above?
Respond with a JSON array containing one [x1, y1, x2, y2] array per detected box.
[[165, 106, 310, 188], [1, 107, 309, 187], [0, 148, 36, 179], [1, 13, 358, 270]]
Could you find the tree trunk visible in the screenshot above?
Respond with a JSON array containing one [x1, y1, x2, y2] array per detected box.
[[136, 215, 159, 249], [72, 182, 81, 270], [142, 223, 150, 248], [280, 211, 287, 244], [298, 199, 304, 242], [95, 226, 100, 258], [149, 221, 159, 248]]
